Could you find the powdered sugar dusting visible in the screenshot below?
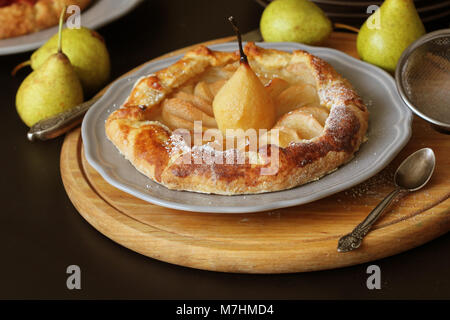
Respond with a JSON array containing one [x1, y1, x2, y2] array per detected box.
[[344, 165, 396, 199]]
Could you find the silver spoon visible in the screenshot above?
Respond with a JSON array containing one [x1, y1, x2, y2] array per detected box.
[[337, 148, 436, 253]]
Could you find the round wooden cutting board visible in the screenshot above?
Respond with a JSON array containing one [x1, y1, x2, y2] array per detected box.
[[60, 33, 450, 273]]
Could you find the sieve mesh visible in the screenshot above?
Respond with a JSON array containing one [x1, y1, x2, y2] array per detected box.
[[399, 33, 450, 124]]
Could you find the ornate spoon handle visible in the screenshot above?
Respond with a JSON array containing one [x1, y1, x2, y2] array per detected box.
[[337, 188, 403, 252], [27, 96, 101, 142]]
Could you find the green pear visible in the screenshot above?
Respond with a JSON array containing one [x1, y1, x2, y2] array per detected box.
[[30, 27, 110, 95], [16, 9, 83, 127], [16, 53, 84, 127], [260, 0, 332, 45], [357, 0, 426, 73]]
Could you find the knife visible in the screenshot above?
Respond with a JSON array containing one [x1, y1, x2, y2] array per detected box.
[[27, 29, 263, 142], [27, 96, 101, 142]]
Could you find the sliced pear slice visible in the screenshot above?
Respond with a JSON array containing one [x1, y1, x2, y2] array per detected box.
[[274, 109, 324, 140], [162, 98, 217, 129], [194, 81, 214, 102], [173, 91, 214, 117], [209, 79, 227, 96], [275, 83, 320, 117], [265, 77, 290, 100], [261, 126, 303, 148], [286, 62, 316, 85], [179, 83, 195, 94], [297, 103, 329, 126], [162, 108, 195, 131]]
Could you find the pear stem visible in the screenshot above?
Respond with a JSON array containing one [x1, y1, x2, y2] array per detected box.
[[11, 60, 31, 76], [228, 16, 248, 64], [334, 23, 360, 34], [57, 6, 67, 53], [253, 0, 269, 8]]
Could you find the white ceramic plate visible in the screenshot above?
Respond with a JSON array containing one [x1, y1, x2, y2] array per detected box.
[[82, 42, 412, 213], [0, 0, 143, 56]]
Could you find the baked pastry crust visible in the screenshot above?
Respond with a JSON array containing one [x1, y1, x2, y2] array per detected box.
[[105, 43, 369, 195], [0, 0, 91, 39]]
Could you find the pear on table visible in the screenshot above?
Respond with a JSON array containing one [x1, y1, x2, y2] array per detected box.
[[357, 0, 426, 73], [30, 27, 110, 95], [213, 17, 276, 133], [260, 0, 332, 45], [13, 23, 110, 95], [16, 8, 83, 127], [16, 52, 84, 127]]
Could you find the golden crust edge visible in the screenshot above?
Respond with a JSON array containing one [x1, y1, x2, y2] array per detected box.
[[0, 0, 91, 39], [105, 43, 369, 195]]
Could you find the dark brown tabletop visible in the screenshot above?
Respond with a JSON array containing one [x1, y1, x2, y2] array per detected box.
[[1, 0, 449, 300]]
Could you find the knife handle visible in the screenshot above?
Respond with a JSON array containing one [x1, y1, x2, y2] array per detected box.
[[27, 96, 101, 142]]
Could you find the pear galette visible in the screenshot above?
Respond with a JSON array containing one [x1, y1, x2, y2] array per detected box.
[[105, 42, 369, 195], [0, 0, 91, 39]]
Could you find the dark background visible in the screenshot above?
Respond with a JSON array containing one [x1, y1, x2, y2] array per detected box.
[[1, 0, 449, 299]]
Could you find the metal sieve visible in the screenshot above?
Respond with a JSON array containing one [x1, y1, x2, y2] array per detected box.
[[396, 29, 450, 133]]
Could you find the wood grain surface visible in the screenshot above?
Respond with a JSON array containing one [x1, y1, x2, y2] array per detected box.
[[60, 33, 450, 273]]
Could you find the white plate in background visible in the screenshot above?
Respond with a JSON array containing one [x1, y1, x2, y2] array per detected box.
[[0, 0, 143, 56]]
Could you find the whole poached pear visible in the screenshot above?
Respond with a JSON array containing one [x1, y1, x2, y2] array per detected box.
[[260, 0, 332, 45], [31, 27, 110, 95], [213, 61, 276, 132], [357, 0, 425, 73], [16, 10, 83, 127], [213, 17, 276, 133]]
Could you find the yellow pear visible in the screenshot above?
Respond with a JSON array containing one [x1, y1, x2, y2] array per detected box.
[[260, 0, 332, 45], [16, 8, 83, 127], [16, 53, 83, 127], [357, 0, 425, 72], [30, 27, 110, 95], [213, 63, 276, 132], [213, 17, 276, 133]]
